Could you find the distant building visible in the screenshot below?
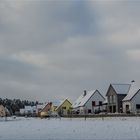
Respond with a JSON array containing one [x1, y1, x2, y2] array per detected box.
[[72, 90, 105, 115], [106, 84, 131, 113], [20, 106, 36, 116], [36, 104, 44, 116], [0, 105, 10, 117], [0, 105, 6, 117]]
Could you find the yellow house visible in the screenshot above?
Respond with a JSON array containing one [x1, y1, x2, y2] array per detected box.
[[55, 99, 72, 116]]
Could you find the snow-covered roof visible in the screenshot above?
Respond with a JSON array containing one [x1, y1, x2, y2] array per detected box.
[[72, 90, 97, 108], [36, 104, 45, 109], [111, 84, 131, 95], [25, 106, 33, 110], [24, 106, 37, 112], [123, 84, 140, 101]]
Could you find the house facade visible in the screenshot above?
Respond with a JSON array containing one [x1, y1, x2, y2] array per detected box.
[[106, 84, 131, 113], [123, 87, 140, 113], [20, 106, 36, 116], [55, 99, 72, 116], [72, 90, 105, 115]]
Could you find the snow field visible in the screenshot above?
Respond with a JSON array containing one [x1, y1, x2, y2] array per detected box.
[[0, 117, 140, 140]]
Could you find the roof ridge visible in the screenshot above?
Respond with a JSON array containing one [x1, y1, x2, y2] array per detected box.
[[86, 90, 96, 94], [112, 83, 131, 85]]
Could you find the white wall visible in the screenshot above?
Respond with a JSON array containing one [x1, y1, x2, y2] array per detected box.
[[123, 101, 132, 113], [123, 90, 140, 113], [131, 90, 140, 113], [84, 91, 105, 114]]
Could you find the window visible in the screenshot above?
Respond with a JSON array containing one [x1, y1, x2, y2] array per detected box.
[[126, 105, 129, 111], [99, 101, 102, 106], [88, 109, 91, 114], [92, 101, 96, 106], [136, 104, 140, 109], [112, 95, 114, 103], [109, 96, 112, 103], [113, 95, 116, 103], [62, 107, 66, 109]]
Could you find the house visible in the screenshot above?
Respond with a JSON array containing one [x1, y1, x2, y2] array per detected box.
[[36, 104, 44, 116], [55, 99, 72, 116], [72, 90, 105, 115], [20, 106, 36, 116], [123, 84, 140, 114], [106, 84, 131, 113], [40, 102, 52, 117], [0, 105, 6, 117]]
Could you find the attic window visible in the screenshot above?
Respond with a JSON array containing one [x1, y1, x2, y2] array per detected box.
[[62, 107, 66, 109]]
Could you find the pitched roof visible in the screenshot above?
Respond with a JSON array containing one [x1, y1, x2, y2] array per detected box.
[[41, 102, 52, 112], [72, 90, 103, 108], [55, 99, 72, 111], [111, 84, 131, 95], [123, 84, 140, 101], [36, 104, 45, 109]]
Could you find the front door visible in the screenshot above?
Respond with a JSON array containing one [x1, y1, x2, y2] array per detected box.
[[126, 105, 130, 113], [109, 106, 112, 113], [113, 105, 116, 113]]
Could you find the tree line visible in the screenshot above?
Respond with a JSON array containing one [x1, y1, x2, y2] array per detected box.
[[0, 98, 39, 115]]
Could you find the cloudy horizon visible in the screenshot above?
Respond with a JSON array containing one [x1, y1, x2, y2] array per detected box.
[[0, 0, 140, 102]]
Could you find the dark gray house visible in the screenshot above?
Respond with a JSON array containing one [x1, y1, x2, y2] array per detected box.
[[106, 84, 131, 113]]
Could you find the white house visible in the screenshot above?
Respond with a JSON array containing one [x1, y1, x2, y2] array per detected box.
[[20, 106, 36, 116], [123, 84, 140, 114], [72, 90, 105, 114]]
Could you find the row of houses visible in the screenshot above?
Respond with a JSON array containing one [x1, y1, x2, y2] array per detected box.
[[18, 99, 72, 117], [1, 83, 140, 117], [73, 83, 140, 115]]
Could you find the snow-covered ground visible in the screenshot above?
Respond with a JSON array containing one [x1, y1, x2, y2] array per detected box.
[[0, 117, 140, 140]]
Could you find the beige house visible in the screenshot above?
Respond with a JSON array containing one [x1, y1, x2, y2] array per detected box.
[[0, 105, 6, 117], [40, 102, 52, 117]]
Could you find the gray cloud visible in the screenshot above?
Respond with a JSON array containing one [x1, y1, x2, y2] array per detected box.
[[0, 0, 140, 102]]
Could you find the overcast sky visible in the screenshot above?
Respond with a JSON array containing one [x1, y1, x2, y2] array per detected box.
[[0, 0, 140, 102]]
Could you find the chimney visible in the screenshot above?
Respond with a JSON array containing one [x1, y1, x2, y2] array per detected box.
[[83, 90, 87, 96]]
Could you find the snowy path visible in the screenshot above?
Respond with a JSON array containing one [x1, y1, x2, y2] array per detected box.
[[0, 117, 140, 140]]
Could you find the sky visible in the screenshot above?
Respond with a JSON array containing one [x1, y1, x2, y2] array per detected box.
[[0, 0, 140, 102]]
